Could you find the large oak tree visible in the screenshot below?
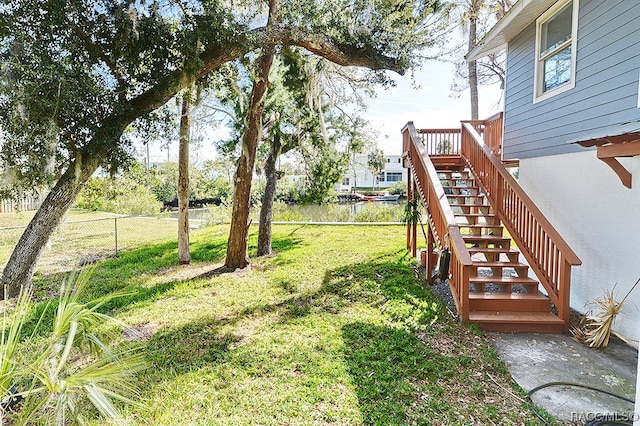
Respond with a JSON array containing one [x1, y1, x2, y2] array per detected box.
[[0, 0, 441, 297]]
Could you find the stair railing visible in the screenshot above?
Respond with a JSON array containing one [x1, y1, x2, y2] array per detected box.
[[461, 123, 581, 327], [416, 128, 462, 155], [403, 122, 473, 320], [482, 112, 504, 157]]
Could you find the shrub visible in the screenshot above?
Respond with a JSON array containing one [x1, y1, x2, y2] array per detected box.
[[76, 176, 162, 216], [387, 181, 407, 196], [1, 268, 144, 425]]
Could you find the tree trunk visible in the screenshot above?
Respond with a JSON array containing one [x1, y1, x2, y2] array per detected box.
[[178, 91, 192, 265], [224, 46, 276, 269], [0, 153, 101, 298], [468, 3, 479, 120], [351, 153, 357, 191], [257, 134, 281, 256]]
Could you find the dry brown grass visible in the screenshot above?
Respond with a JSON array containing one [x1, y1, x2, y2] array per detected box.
[[571, 277, 640, 348]]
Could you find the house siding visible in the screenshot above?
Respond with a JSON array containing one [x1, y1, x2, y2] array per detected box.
[[518, 152, 640, 341], [335, 154, 407, 192], [503, 0, 640, 160]]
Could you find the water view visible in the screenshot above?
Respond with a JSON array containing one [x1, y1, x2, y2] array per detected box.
[[172, 201, 407, 225]]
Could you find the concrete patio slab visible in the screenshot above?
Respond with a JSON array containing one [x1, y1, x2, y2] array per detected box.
[[489, 332, 637, 425]]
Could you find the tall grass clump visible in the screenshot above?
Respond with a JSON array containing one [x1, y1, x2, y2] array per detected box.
[[354, 203, 403, 222], [271, 200, 309, 222]]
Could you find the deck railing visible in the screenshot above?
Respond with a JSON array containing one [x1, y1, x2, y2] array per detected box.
[[482, 112, 503, 157], [460, 112, 503, 156], [416, 128, 462, 155], [402, 122, 473, 320], [461, 123, 581, 325]]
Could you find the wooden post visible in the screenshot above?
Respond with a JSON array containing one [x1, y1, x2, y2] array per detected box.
[[411, 181, 418, 259], [406, 172, 413, 251], [426, 225, 437, 281], [558, 261, 571, 331]]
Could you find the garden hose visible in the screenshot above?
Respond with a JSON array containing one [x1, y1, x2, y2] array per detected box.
[[525, 381, 634, 426]]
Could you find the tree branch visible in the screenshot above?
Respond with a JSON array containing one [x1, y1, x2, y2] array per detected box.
[[117, 24, 407, 132], [286, 33, 405, 75], [200, 104, 237, 120], [70, 23, 127, 90], [261, 24, 405, 74]]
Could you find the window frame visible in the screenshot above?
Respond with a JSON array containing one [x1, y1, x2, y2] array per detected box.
[[533, 0, 579, 103], [386, 172, 403, 182]]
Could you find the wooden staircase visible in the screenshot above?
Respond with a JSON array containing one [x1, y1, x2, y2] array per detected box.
[[438, 168, 565, 332], [402, 114, 581, 333]]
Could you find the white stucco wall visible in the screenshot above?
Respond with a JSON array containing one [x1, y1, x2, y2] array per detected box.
[[518, 150, 640, 342], [636, 357, 640, 426]]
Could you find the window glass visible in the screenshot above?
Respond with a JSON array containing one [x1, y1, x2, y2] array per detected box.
[[540, 4, 572, 57], [543, 46, 572, 91], [386, 172, 403, 182]]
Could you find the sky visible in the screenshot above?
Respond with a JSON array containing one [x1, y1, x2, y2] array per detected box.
[[142, 57, 504, 163], [365, 59, 504, 155]]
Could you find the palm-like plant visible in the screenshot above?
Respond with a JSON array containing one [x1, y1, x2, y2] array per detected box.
[[1, 268, 144, 425], [402, 194, 428, 244]]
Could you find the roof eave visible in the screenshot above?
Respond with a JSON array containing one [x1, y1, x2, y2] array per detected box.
[[466, 0, 557, 62]]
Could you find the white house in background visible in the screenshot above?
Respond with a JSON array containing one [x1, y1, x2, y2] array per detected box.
[[468, 0, 640, 415], [336, 153, 407, 191]]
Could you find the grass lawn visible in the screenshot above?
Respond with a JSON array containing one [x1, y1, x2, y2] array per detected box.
[[25, 224, 554, 425]]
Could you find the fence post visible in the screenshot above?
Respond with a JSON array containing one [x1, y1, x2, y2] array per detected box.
[[114, 217, 118, 256]]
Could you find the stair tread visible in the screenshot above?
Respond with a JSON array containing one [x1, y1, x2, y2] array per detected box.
[[455, 213, 496, 217], [471, 261, 528, 268], [468, 247, 520, 254], [461, 224, 504, 228], [464, 235, 510, 242], [469, 292, 548, 301], [468, 311, 564, 325], [469, 276, 538, 284]]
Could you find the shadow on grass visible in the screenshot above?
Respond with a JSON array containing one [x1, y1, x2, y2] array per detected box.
[[23, 233, 304, 339], [201, 255, 442, 333], [129, 255, 432, 388], [342, 322, 433, 425], [144, 317, 240, 376]]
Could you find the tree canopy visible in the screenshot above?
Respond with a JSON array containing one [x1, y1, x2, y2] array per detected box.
[[0, 0, 443, 296]]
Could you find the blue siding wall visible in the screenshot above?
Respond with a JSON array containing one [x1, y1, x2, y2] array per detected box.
[[502, 0, 640, 160]]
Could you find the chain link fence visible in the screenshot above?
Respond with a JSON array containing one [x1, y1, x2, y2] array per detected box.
[[1, 203, 405, 277], [0, 210, 216, 277]]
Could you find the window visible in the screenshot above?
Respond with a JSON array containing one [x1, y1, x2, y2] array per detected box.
[[342, 177, 350, 185], [386, 172, 403, 182], [377, 173, 385, 182], [534, 0, 578, 102]]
